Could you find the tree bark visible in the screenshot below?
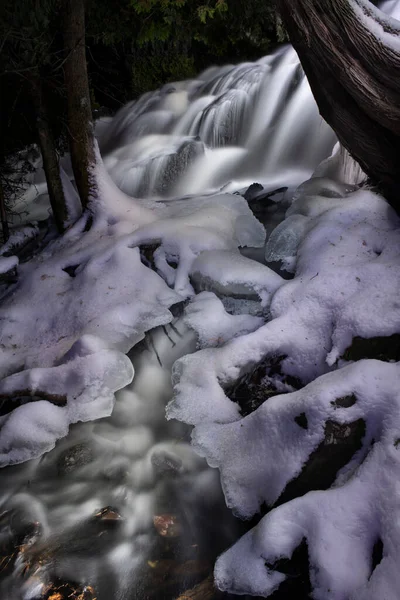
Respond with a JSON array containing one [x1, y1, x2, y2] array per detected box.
[[0, 178, 9, 243], [63, 0, 96, 209], [279, 0, 400, 210], [30, 76, 68, 233]]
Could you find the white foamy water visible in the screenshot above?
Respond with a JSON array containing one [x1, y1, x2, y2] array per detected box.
[[98, 46, 336, 199]]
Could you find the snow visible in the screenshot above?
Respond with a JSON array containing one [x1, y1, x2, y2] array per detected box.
[[0, 151, 265, 464], [0, 255, 18, 274], [2, 27, 400, 597], [183, 291, 264, 348], [214, 363, 400, 600], [190, 249, 283, 306], [166, 177, 400, 600], [0, 225, 39, 257], [0, 349, 133, 466]]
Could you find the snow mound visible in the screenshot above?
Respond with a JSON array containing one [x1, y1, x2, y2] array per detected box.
[[167, 180, 400, 600]]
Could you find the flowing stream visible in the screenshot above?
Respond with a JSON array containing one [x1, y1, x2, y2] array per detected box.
[[1, 3, 399, 598]]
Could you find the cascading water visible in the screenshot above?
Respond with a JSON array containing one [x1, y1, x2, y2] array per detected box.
[[98, 46, 336, 199], [2, 2, 400, 599]]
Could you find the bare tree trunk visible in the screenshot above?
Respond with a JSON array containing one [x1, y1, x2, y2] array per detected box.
[[279, 0, 400, 210], [63, 0, 96, 209], [0, 178, 9, 243], [30, 76, 68, 233]]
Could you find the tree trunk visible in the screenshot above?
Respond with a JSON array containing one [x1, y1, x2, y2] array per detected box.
[[30, 76, 68, 233], [63, 0, 96, 209], [0, 178, 9, 243], [279, 0, 400, 210]]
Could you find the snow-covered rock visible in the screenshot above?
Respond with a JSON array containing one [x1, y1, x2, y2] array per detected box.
[[167, 182, 400, 600]]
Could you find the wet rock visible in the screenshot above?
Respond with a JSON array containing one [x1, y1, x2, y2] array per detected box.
[[153, 514, 182, 538], [92, 506, 123, 524], [177, 574, 219, 600], [226, 355, 301, 417], [142, 558, 211, 600], [243, 183, 264, 201], [277, 418, 366, 506], [57, 443, 94, 475], [40, 579, 96, 600], [343, 334, 400, 362], [151, 450, 183, 478], [245, 186, 288, 226]]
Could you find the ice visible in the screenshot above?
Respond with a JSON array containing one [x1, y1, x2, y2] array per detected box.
[[264, 213, 310, 271], [183, 291, 264, 348], [190, 249, 283, 306], [312, 142, 367, 186], [0, 349, 133, 465]]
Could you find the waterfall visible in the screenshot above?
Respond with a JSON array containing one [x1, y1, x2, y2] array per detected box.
[[94, 0, 400, 202], [97, 47, 336, 199]]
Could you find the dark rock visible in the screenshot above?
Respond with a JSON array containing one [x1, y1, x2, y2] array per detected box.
[[41, 579, 96, 600], [331, 394, 357, 408], [225, 355, 301, 417], [243, 183, 264, 201], [0, 391, 67, 417], [277, 418, 366, 506], [246, 187, 288, 225], [343, 334, 400, 362], [153, 140, 205, 196], [139, 244, 160, 271], [294, 413, 308, 430], [92, 506, 123, 525], [265, 539, 311, 600], [57, 443, 94, 475], [62, 264, 80, 277], [370, 538, 384, 578]]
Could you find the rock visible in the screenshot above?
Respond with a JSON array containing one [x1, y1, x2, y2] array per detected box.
[[139, 244, 160, 271], [226, 355, 301, 417], [153, 514, 182, 538], [151, 450, 183, 477], [177, 574, 220, 600], [57, 443, 94, 475], [92, 506, 123, 524], [41, 580, 96, 600], [265, 539, 311, 600], [277, 418, 366, 506], [0, 391, 66, 417], [245, 186, 288, 226], [243, 182, 264, 201], [343, 334, 400, 362]]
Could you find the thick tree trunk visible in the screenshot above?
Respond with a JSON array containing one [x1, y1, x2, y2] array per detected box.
[[0, 178, 9, 243], [30, 77, 68, 233], [63, 0, 96, 209], [279, 0, 400, 210]]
